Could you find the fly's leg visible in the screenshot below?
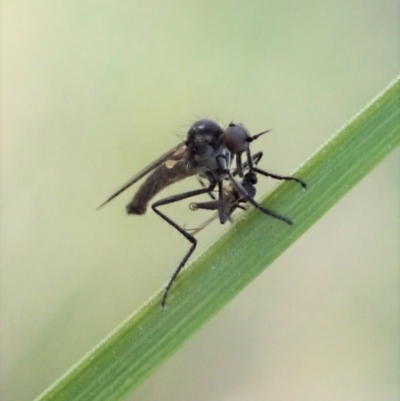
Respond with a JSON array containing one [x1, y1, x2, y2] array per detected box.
[[227, 171, 293, 225], [232, 151, 263, 177], [195, 176, 244, 219], [253, 167, 307, 189], [238, 150, 307, 189], [152, 182, 216, 307], [197, 175, 217, 200]]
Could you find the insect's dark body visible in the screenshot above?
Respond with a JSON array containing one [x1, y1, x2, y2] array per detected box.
[[192, 171, 257, 213], [126, 157, 193, 215], [99, 119, 307, 307], [126, 119, 231, 215]]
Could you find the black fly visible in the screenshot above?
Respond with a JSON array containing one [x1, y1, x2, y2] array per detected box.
[[98, 120, 306, 307]]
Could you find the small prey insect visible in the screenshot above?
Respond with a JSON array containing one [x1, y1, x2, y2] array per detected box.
[[189, 151, 307, 235], [98, 120, 306, 307]]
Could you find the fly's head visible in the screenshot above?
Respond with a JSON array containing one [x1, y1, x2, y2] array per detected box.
[[223, 123, 251, 155], [222, 123, 251, 177], [223, 122, 271, 177]]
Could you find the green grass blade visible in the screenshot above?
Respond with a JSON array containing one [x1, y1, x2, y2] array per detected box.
[[34, 76, 400, 401]]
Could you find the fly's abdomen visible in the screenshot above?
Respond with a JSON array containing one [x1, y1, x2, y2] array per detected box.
[[126, 160, 193, 215], [126, 199, 147, 215]]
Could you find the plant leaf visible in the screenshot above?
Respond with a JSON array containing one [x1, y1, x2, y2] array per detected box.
[[35, 76, 400, 401]]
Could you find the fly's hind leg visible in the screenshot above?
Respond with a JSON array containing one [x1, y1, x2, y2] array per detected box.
[[151, 181, 216, 307]]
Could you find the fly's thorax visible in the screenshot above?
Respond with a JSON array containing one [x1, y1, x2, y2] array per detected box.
[[193, 147, 232, 175], [186, 119, 225, 169]]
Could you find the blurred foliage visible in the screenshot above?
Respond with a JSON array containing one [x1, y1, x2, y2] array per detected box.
[[34, 78, 400, 401]]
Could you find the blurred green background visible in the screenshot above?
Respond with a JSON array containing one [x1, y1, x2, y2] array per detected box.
[[1, 1, 399, 400]]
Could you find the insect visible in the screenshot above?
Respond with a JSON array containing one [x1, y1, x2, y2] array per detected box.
[[189, 151, 307, 235], [189, 170, 260, 233], [98, 120, 306, 307]]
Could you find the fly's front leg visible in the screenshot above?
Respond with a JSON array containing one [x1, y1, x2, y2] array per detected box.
[[227, 171, 293, 225], [232, 151, 263, 177], [253, 166, 307, 189], [251, 151, 263, 167], [152, 182, 216, 307]]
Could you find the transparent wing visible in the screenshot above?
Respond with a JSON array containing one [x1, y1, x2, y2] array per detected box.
[[189, 212, 220, 236], [97, 141, 186, 209]]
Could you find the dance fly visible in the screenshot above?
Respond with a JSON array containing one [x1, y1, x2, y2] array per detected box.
[[98, 120, 306, 306]]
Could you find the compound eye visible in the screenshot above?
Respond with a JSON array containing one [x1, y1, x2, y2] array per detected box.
[[223, 123, 251, 154]]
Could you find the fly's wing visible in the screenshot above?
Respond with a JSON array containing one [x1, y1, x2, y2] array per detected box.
[[190, 203, 249, 236], [189, 212, 220, 236], [97, 141, 186, 209]]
